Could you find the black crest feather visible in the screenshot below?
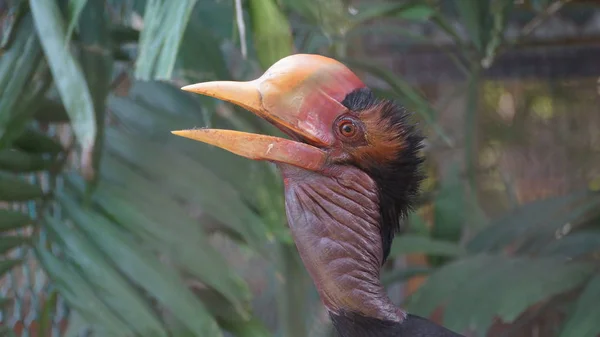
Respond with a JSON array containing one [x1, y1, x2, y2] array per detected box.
[[341, 88, 425, 262]]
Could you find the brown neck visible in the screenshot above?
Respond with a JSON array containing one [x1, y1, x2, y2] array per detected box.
[[280, 164, 405, 323]]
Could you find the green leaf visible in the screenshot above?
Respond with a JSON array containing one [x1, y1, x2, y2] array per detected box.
[[66, 167, 253, 320], [43, 215, 169, 337], [559, 273, 600, 337], [77, 0, 113, 185], [0, 259, 22, 276], [467, 190, 590, 253], [0, 236, 29, 255], [352, 2, 434, 24], [32, 99, 70, 123], [0, 149, 55, 172], [540, 231, 600, 259], [30, 0, 97, 173], [38, 290, 58, 337], [516, 194, 600, 255], [454, 0, 485, 51], [173, 8, 233, 83], [249, 0, 293, 70], [35, 244, 135, 336], [0, 0, 28, 50], [389, 235, 464, 258], [0, 174, 45, 201], [429, 165, 464, 265], [381, 266, 431, 286], [57, 192, 223, 337], [104, 127, 270, 250], [221, 318, 272, 337], [107, 90, 268, 204], [13, 128, 64, 155], [135, 0, 199, 80], [407, 255, 594, 335], [0, 14, 44, 147], [0, 210, 32, 232], [397, 4, 435, 21], [65, 0, 89, 43], [0, 326, 17, 337]]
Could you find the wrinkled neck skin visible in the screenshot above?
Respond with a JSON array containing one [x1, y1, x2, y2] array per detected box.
[[280, 164, 406, 324]]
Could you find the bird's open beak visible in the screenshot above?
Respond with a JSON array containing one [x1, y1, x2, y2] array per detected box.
[[171, 54, 365, 171]]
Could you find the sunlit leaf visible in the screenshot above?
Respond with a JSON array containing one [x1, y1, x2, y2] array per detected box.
[[135, 0, 199, 80], [30, 0, 97, 175], [559, 273, 600, 337], [249, 0, 294, 70]]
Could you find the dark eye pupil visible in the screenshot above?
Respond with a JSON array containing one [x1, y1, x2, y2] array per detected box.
[[342, 124, 353, 134]]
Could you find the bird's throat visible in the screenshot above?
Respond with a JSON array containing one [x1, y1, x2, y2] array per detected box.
[[280, 164, 405, 323]]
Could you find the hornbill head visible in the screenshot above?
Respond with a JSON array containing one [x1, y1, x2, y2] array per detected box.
[[173, 54, 451, 335]]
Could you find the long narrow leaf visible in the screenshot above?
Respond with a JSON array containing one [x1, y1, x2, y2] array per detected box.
[[104, 127, 270, 250], [35, 244, 134, 336], [57, 192, 223, 337], [559, 273, 600, 337], [0, 174, 45, 201], [249, 0, 294, 70], [388, 235, 464, 258], [135, 0, 199, 80], [77, 0, 113, 185], [44, 215, 169, 336], [407, 254, 594, 335], [30, 0, 97, 174], [0, 14, 44, 146], [0, 210, 31, 232], [66, 169, 253, 319], [65, 0, 89, 43]]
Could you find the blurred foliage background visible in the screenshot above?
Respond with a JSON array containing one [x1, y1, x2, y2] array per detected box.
[[0, 0, 599, 336]]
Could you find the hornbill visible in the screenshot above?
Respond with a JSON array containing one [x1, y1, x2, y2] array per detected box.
[[172, 54, 464, 337]]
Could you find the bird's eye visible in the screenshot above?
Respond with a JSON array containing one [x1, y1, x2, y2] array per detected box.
[[339, 121, 356, 137]]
